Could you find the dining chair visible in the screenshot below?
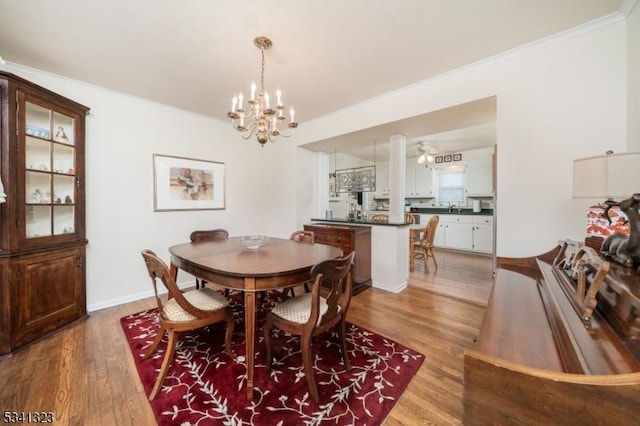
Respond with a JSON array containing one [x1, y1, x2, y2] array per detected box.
[[283, 230, 316, 297], [264, 251, 355, 402], [370, 213, 389, 223], [404, 213, 416, 224], [140, 249, 235, 401], [190, 228, 229, 242], [189, 228, 229, 289], [413, 215, 439, 270]]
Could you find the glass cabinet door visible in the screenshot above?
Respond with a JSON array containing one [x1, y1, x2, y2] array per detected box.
[[24, 100, 77, 239]]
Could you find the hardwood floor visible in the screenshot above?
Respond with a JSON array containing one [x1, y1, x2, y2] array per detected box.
[[0, 250, 493, 425]]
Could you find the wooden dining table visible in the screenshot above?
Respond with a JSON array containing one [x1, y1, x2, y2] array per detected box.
[[168, 236, 343, 399]]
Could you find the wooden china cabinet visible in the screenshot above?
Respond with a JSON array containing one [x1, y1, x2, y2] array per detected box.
[[0, 71, 90, 357]]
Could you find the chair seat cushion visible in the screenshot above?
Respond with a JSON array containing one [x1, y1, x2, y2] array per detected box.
[[163, 287, 229, 322], [272, 293, 340, 324]]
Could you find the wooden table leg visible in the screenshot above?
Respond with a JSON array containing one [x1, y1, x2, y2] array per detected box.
[[244, 278, 256, 399], [169, 262, 179, 282]]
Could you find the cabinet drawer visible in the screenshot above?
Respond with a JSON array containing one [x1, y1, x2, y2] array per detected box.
[[312, 230, 352, 253], [473, 216, 494, 225], [440, 214, 473, 224]]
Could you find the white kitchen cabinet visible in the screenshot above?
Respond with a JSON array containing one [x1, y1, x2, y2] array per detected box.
[[429, 214, 493, 253], [464, 151, 494, 196], [415, 165, 434, 197], [434, 222, 445, 247], [441, 215, 474, 251], [405, 166, 415, 197], [472, 216, 494, 253], [374, 162, 389, 198], [405, 163, 434, 198]]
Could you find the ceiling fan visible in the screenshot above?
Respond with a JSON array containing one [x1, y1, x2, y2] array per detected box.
[[416, 141, 450, 164]]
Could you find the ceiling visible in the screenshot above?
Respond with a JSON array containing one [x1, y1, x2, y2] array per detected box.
[[0, 0, 626, 160]]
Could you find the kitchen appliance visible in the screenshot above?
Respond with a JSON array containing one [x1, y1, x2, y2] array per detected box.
[[473, 200, 481, 213]]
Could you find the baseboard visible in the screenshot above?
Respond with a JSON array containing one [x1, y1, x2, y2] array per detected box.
[[87, 279, 195, 312], [372, 279, 407, 294]]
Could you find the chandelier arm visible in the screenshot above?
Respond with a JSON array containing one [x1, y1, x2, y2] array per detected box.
[[277, 129, 295, 138], [240, 127, 257, 140]]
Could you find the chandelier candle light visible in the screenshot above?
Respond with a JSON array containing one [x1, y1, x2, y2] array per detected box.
[[227, 36, 298, 146]]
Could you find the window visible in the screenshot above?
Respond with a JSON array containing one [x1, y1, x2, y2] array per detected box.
[[437, 170, 465, 206]]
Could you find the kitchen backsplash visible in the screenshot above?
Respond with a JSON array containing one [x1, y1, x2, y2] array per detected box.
[[406, 198, 494, 209], [372, 197, 494, 211]]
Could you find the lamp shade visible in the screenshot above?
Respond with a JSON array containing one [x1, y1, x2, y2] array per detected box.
[[573, 152, 640, 198]]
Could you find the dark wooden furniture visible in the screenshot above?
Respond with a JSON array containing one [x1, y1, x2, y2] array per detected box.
[[463, 240, 640, 424], [289, 230, 315, 243], [284, 230, 316, 296], [303, 224, 372, 294], [189, 228, 229, 288], [168, 237, 342, 399], [0, 72, 89, 358], [189, 228, 229, 242], [264, 252, 355, 402], [140, 250, 235, 400]]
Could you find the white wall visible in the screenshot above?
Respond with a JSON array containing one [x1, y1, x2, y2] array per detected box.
[[0, 63, 301, 310], [296, 15, 629, 257], [628, 0, 640, 151]]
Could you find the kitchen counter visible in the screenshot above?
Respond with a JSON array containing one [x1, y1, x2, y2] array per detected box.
[[307, 221, 410, 294], [310, 218, 412, 226], [412, 208, 493, 216]]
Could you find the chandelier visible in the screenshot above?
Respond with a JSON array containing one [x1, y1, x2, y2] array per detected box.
[[227, 36, 298, 146]]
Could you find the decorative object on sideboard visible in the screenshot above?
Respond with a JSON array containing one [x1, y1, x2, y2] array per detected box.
[[227, 36, 298, 146], [600, 194, 640, 271], [586, 204, 629, 237], [573, 151, 640, 270]]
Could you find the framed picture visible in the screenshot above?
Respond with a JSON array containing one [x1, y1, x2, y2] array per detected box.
[[153, 154, 225, 211], [453, 153, 462, 161], [435, 156, 443, 163], [444, 154, 453, 162]]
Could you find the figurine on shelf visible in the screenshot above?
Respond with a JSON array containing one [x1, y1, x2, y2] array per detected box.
[[64, 195, 72, 204], [55, 197, 62, 204], [55, 126, 69, 144]]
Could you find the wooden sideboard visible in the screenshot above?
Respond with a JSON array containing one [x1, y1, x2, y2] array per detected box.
[[304, 224, 372, 294]]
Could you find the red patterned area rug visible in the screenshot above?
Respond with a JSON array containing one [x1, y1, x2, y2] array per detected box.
[[120, 292, 424, 425]]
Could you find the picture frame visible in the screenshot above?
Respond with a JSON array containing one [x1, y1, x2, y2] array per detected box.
[[453, 153, 462, 161], [444, 154, 453, 162], [153, 154, 225, 211], [435, 156, 443, 163]]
